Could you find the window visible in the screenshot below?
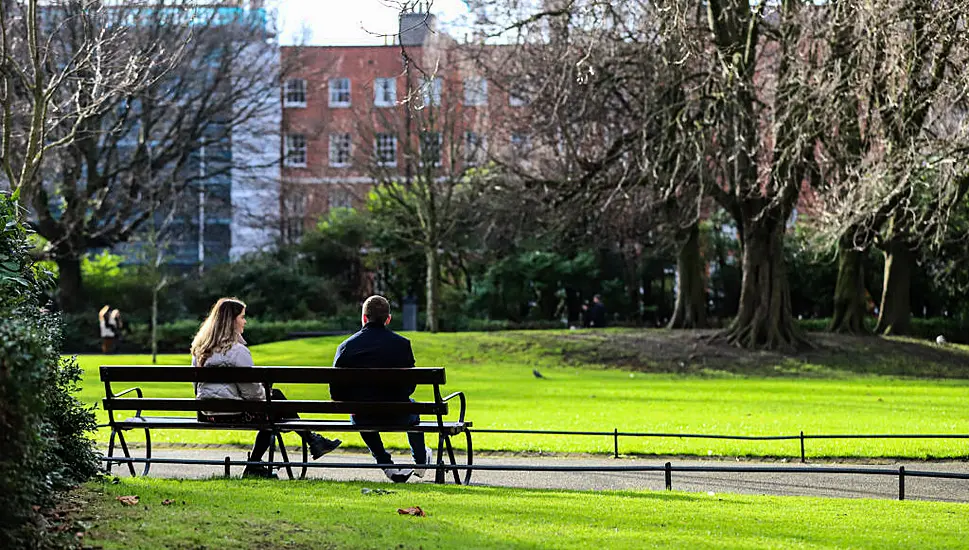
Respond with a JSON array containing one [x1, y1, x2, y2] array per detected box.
[[285, 134, 307, 167], [465, 131, 485, 166], [375, 133, 397, 166], [374, 77, 396, 107], [329, 133, 352, 167], [329, 189, 353, 209], [283, 192, 307, 243], [420, 131, 442, 167], [463, 77, 488, 106], [329, 77, 351, 107], [421, 77, 442, 107], [283, 78, 306, 107]]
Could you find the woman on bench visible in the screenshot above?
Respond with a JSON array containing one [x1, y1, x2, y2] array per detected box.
[[191, 297, 342, 478]]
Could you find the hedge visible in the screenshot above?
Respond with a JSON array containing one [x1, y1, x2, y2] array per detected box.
[[1, 193, 98, 549]]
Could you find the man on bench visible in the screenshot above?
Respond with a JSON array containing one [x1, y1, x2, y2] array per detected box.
[[330, 295, 433, 483]]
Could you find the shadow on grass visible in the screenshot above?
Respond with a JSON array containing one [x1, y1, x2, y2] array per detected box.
[[517, 330, 969, 379]]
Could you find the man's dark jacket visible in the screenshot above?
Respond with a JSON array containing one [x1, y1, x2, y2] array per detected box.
[[329, 322, 416, 402]]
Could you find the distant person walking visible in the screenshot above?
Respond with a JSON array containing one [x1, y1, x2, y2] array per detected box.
[[99, 305, 116, 353], [108, 307, 124, 348], [583, 294, 607, 328]]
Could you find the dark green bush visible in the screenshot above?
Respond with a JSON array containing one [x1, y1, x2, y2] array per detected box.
[[797, 317, 969, 343], [0, 193, 98, 549]]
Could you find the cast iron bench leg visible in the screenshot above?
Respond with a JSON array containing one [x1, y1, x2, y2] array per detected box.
[[106, 429, 117, 474], [142, 427, 152, 477], [300, 439, 309, 480], [117, 430, 136, 477], [444, 435, 460, 484], [464, 430, 474, 485], [435, 434, 446, 484], [275, 431, 295, 479]]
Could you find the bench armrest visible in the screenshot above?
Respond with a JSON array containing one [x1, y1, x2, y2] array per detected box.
[[441, 392, 467, 423], [111, 387, 144, 418]]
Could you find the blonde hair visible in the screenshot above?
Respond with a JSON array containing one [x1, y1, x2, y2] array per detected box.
[[191, 297, 246, 367]]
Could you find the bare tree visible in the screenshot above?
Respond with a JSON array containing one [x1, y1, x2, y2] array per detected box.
[[0, 0, 160, 197], [467, 0, 711, 328], [358, 34, 490, 332], [10, 2, 284, 311], [812, 0, 969, 335]]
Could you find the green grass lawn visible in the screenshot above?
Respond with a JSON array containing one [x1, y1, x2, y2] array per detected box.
[[76, 477, 968, 549], [76, 330, 969, 458]]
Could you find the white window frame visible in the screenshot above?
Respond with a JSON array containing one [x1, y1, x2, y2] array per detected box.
[[283, 192, 307, 242], [465, 131, 486, 166], [328, 188, 353, 210], [463, 76, 488, 106], [421, 131, 443, 167], [374, 77, 397, 107], [375, 133, 397, 167], [422, 77, 442, 107], [329, 133, 352, 167], [329, 77, 351, 107], [283, 78, 306, 108], [284, 134, 307, 167]]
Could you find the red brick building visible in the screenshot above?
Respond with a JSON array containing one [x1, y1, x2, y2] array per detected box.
[[279, 10, 528, 242]]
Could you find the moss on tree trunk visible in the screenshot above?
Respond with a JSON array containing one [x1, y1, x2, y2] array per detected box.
[[828, 243, 869, 335], [875, 238, 912, 336], [716, 221, 808, 351], [425, 246, 439, 333], [668, 223, 708, 329]]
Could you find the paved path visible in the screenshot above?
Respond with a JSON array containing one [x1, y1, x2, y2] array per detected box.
[[105, 447, 969, 503]]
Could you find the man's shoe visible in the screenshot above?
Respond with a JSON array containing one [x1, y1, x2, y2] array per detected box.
[[413, 446, 434, 479], [307, 434, 342, 460], [383, 467, 414, 483], [242, 464, 278, 479]]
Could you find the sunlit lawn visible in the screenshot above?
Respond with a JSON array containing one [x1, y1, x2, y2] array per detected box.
[[78, 477, 969, 549], [75, 330, 969, 458]]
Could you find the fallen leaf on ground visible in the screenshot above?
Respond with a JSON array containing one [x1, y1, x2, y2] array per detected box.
[[162, 499, 175, 506], [117, 495, 139, 506], [397, 506, 427, 517]]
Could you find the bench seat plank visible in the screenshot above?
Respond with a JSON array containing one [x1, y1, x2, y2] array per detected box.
[[100, 366, 445, 384], [115, 417, 471, 435], [104, 398, 447, 416]]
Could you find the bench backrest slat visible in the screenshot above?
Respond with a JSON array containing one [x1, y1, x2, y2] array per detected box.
[[99, 366, 446, 385], [102, 398, 446, 416]]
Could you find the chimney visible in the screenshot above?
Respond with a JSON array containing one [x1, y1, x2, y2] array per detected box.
[[398, 6, 437, 47]]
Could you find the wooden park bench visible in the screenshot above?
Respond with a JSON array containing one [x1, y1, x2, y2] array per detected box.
[[100, 366, 472, 484]]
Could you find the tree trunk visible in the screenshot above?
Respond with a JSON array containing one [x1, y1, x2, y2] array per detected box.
[[875, 239, 912, 335], [425, 246, 439, 333], [151, 286, 159, 364], [56, 256, 83, 313], [828, 243, 869, 334], [716, 221, 807, 351], [668, 223, 708, 329]]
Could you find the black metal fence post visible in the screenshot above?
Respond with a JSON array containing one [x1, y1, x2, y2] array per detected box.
[[224, 456, 231, 478], [614, 428, 619, 459], [665, 461, 672, 491], [899, 466, 905, 501], [800, 431, 805, 463]]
